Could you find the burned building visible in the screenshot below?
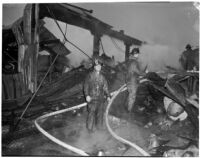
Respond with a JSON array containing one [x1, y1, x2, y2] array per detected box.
[[2, 3, 199, 157]]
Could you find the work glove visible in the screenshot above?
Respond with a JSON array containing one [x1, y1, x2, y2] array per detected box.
[[86, 96, 92, 102], [107, 94, 111, 102], [107, 97, 111, 102]]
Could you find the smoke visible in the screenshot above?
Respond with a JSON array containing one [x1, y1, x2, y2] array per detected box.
[[138, 43, 182, 72], [100, 36, 125, 63], [65, 26, 93, 67], [193, 19, 199, 33], [192, 2, 199, 33], [44, 18, 93, 67], [43, 18, 185, 71]]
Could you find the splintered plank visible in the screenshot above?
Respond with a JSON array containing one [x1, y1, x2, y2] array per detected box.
[[19, 73, 26, 96], [13, 73, 22, 98], [3, 75, 15, 99], [45, 83, 83, 102], [2, 79, 6, 100], [2, 75, 9, 99], [9, 75, 16, 99]]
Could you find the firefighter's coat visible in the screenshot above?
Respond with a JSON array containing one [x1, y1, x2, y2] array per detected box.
[[84, 70, 109, 131]]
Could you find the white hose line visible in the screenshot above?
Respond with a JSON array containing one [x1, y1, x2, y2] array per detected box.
[[105, 84, 150, 156], [36, 102, 87, 120], [34, 90, 121, 156], [187, 70, 199, 73], [34, 85, 149, 156], [34, 103, 89, 156]]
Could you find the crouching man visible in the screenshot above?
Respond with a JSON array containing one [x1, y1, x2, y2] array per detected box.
[[83, 59, 110, 132]]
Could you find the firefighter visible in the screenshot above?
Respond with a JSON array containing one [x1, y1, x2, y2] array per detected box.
[[126, 48, 142, 112], [83, 59, 110, 132]]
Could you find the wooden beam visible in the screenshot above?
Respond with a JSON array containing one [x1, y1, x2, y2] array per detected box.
[[105, 29, 143, 46], [39, 4, 112, 34], [125, 43, 131, 61], [23, 4, 39, 92], [40, 39, 60, 46], [49, 55, 52, 83], [39, 4, 143, 46], [93, 33, 101, 58], [91, 21, 102, 58], [23, 4, 33, 92], [32, 4, 39, 91]]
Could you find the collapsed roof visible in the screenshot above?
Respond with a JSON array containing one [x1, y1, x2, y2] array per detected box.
[[3, 18, 70, 56], [39, 3, 143, 45], [3, 3, 144, 57]]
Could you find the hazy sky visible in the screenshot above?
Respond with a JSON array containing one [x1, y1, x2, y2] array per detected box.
[[82, 2, 199, 46], [2, 2, 199, 71]]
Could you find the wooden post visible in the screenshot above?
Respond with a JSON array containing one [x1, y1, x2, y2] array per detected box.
[[23, 4, 32, 92], [92, 33, 101, 58], [91, 22, 102, 59], [32, 4, 39, 91], [49, 55, 52, 83], [125, 42, 131, 61], [23, 4, 39, 92]]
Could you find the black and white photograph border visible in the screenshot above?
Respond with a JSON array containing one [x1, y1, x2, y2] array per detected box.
[[1, 0, 199, 157]]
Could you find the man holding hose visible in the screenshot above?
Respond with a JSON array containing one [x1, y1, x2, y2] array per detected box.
[[84, 59, 110, 132], [126, 48, 144, 112]]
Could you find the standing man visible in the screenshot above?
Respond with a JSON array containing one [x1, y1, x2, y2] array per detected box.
[[179, 44, 199, 71], [126, 48, 142, 112], [83, 59, 110, 132]]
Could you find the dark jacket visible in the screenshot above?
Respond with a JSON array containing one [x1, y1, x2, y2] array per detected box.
[[125, 58, 141, 83], [84, 70, 109, 101], [179, 48, 199, 70]]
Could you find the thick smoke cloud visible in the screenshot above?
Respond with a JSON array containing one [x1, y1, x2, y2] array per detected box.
[[45, 17, 185, 72], [138, 44, 182, 72], [43, 2, 198, 70], [193, 19, 199, 33]]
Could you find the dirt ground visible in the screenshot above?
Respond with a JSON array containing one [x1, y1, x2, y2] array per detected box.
[[3, 106, 152, 156], [2, 90, 198, 156]]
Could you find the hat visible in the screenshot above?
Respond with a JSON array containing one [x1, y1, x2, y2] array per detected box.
[[94, 58, 103, 66], [130, 48, 140, 55], [185, 44, 191, 50], [94, 59, 100, 65]]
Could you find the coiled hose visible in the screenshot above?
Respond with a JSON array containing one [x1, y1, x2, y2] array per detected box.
[[34, 84, 149, 156]]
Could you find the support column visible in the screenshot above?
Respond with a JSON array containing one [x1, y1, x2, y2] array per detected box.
[[91, 22, 102, 59], [23, 4, 33, 92], [92, 33, 101, 59], [32, 4, 39, 91], [125, 42, 131, 61], [23, 4, 39, 92]]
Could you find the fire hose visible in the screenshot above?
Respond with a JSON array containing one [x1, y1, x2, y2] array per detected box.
[[34, 102, 89, 156], [105, 84, 150, 156], [34, 84, 150, 156]]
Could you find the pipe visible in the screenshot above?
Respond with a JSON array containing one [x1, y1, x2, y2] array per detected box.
[[105, 84, 150, 156], [34, 85, 150, 156]]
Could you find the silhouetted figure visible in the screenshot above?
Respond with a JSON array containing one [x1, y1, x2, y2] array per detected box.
[[179, 44, 199, 71], [125, 48, 141, 112]]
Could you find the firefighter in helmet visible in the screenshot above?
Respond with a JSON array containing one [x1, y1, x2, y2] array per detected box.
[[126, 48, 142, 112], [83, 59, 110, 132]]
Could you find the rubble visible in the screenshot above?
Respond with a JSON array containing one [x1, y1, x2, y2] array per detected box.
[[2, 3, 199, 157]]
